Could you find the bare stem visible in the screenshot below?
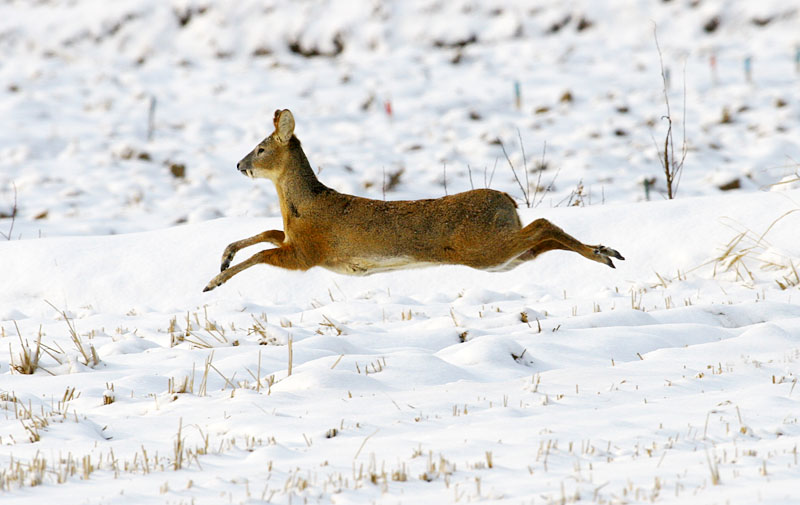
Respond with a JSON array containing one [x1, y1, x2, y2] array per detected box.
[[653, 24, 687, 199], [1, 182, 17, 240], [498, 139, 530, 207]]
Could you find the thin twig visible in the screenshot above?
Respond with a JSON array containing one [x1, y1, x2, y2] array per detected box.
[[488, 158, 498, 188], [498, 139, 530, 207], [1, 182, 17, 240], [517, 128, 531, 203], [287, 336, 293, 376], [353, 429, 380, 460], [208, 363, 236, 390], [532, 141, 548, 207], [675, 59, 688, 193], [442, 162, 448, 196], [330, 354, 344, 370]]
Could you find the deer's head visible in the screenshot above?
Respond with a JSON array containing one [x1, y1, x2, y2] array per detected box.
[[237, 109, 296, 181]]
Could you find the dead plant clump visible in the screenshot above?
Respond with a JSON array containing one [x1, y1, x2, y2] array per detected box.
[[46, 301, 101, 368], [712, 209, 800, 289], [9, 322, 43, 375]]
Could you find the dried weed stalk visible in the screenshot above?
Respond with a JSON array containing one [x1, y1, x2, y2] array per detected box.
[[653, 25, 687, 199]]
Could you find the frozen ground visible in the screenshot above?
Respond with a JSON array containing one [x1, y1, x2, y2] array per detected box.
[[1, 1, 800, 504]]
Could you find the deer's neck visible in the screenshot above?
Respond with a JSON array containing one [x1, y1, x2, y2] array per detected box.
[[275, 143, 328, 215]]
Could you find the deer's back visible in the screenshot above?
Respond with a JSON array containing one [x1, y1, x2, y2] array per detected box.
[[288, 188, 521, 273]]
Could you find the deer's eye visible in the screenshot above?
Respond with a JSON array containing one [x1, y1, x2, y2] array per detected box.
[[257, 147, 265, 155]]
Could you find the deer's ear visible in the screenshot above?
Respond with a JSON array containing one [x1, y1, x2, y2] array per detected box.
[[273, 109, 281, 128], [274, 109, 295, 143]]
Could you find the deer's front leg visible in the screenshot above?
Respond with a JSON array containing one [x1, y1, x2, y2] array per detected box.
[[220, 230, 285, 272], [204, 245, 306, 292]]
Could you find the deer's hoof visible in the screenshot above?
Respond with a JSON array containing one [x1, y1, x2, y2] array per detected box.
[[220, 248, 236, 272], [593, 245, 625, 268], [203, 277, 222, 292]]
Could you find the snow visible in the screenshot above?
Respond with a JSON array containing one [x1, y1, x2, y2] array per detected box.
[[2, 1, 800, 503]]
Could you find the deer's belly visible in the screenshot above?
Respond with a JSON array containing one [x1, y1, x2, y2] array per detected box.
[[322, 256, 439, 276]]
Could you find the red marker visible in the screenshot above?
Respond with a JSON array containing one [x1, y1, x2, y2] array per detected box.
[[710, 53, 718, 85]]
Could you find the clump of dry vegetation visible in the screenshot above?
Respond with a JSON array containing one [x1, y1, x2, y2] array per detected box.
[[46, 301, 101, 367], [9, 322, 44, 375], [712, 209, 800, 289]]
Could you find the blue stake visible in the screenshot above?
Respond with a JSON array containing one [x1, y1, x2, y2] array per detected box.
[[744, 56, 752, 83], [795, 46, 800, 73], [514, 80, 521, 110]]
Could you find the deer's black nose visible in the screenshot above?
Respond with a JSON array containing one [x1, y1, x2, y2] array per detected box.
[[236, 161, 240, 169]]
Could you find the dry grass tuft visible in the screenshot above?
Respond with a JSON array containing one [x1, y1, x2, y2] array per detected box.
[[46, 301, 101, 367], [9, 322, 44, 375], [713, 209, 800, 288]]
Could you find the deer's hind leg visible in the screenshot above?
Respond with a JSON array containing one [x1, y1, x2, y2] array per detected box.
[[220, 230, 285, 272], [509, 219, 624, 268]]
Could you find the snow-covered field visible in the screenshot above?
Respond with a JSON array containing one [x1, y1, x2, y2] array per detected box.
[[2, 1, 800, 503]]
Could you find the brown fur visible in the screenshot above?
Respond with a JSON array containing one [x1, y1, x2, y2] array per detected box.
[[203, 110, 624, 292]]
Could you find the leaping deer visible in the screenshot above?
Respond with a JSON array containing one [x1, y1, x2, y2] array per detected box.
[[203, 109, 624, 292]]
